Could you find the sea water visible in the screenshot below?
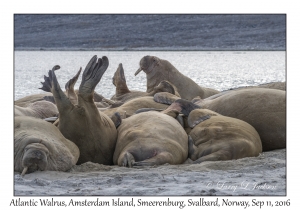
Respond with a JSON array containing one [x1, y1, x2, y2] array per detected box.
[[14, 51, 285, 100]]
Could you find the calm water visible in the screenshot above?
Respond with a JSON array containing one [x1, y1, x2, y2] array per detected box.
[[14, 51, 285, 100]]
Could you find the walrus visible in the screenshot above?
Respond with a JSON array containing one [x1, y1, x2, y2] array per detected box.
[[134, 55, 219, 100], [113, 111, 188, 167], [186, 109, 262, 163], [155, 88, 286, 151], [111, 63, 180, 103], [39, 55, 118, 165], [14, 93, 54, 107], [14, 101, 58, 119], [14, 116, 80, 175]]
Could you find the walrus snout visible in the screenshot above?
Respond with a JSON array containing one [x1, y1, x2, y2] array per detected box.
[[21, 143, 49, 175], [135, 55, 156, 76]]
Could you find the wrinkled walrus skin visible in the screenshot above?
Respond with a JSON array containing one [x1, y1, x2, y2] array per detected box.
[[14, 116, 79, 175], [40, 55, 118, 165], [187, 109, 262, 164], [160, 88, 286, 152], [14, 101, 58, 119], [135, 55, 219, 100], [113, 111, 188, 167]]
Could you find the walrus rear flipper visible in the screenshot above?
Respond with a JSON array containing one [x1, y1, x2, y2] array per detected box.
[[133, 152, 174, 167], [39, 65, 60, 92], [78, 55, 108, 99], [43, 96, 55, 104], [65, 67, 82, 105], [41, 65, 74, 112]]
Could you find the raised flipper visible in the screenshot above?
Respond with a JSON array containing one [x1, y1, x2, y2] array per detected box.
[[40, 65, 74, 113], [39, 65, 60, 92], [78, 55, 108, 101], [110, 112, 122, 128], [132, 152, 174, 167], [65, 67, 82, 105], [113, 63, 131, 97]]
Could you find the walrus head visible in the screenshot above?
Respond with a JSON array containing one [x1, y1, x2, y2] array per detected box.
[[21, 142, 50, 176], [135, 55, 160, 76]]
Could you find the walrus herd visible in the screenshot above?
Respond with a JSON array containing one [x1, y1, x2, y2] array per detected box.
[[14, 55, 286, 175]]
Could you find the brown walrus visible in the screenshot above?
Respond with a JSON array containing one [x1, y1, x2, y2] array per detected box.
[[187, 109, 262, 163], [111, 63, 180, 103], [134, 55, 219, 100], [39, 55, 118, 165], [14, 116, 79, 175], [155, 88, 286, 151], [113, 111, 188, 167]]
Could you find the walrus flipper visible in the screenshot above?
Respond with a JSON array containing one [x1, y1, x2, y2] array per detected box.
[[65, 67, 82, 92], [192, 150, 231, 164], [39, 65, 60, 92], [188, 136, 198, 160], [120, 152, 135, 168], [43, 96, 56, 104], [43, 66, 74, 112], [79, 55, 109, 97], [65, 67, 82, 105], [173, 99, 201, 117], [153, 92, 181, 105], [110, 112, 122, 128], [133, 152, 174, 167]]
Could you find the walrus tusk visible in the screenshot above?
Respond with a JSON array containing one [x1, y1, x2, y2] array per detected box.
[[21, 167, 28, 176], [134, 68, 143, 76]]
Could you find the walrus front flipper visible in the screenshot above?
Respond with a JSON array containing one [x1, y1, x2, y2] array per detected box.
[[65, 67, 82, 105], [154, 92, 181, 105], [192, 150, 231, 164], [188, 136, 198, 161], [119, 152, 136, 168], [133, 152, 174, 167], [172, 99, 201, 117], [110, 112, 122, 128]]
